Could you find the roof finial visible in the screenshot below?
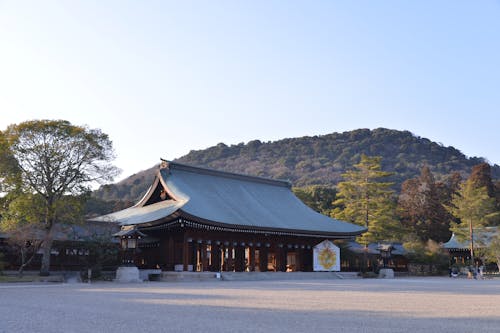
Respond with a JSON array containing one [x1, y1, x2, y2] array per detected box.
[[160, 158, 169, 169]]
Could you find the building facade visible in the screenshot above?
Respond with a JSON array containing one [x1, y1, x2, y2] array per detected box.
[[91, 161, 366, 272]]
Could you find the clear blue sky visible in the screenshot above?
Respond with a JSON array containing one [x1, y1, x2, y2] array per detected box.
[[1, 1, 499, 182]]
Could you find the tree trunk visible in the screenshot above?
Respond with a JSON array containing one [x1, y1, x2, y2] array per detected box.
[[362, 245, 368, 273], [18, 243, 41, 277], [469, 218, 474, 267], [39, 237, 53, 276], [40, 203, 55, 276], [18, 247, 26, 278]]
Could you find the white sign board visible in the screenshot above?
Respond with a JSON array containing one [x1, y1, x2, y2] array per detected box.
[[313, 240, 340, 272]]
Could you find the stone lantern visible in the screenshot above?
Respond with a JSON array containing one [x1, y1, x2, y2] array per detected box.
[[114, 228, 146, 283], [377, 243, 395, 279]]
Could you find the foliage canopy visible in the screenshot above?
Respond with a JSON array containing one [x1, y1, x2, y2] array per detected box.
[[398, 166, 453, 243], [0, 119, 119, 275], [93, 128, 499, 203]]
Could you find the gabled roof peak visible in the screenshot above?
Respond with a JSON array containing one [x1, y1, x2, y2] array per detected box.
[[160, 160, 292, 188]]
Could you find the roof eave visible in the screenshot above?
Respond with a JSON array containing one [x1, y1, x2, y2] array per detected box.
[[177, 210, 366, 238]]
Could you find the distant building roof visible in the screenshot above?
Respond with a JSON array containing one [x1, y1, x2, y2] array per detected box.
[[442, 227, 499, 250], [91, 161, 366, 237], [0, 221, 119, 242], [345, 241, 407, 256]]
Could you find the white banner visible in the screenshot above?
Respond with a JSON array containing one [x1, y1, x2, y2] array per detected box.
[[313, 240, 340, 271]]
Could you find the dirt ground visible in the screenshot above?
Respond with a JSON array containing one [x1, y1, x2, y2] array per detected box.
[[1, 277, 499, 333]]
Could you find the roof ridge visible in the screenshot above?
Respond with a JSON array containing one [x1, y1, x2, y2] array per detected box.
[[161, 160, 292, 188]]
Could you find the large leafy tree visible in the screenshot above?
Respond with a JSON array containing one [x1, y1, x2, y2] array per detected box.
[[398, 166, 452, 243], [0, 120, 119, 275], [1, 191, 86, 276], [331, 154, 402, 245], [0, 192, 45, 276]]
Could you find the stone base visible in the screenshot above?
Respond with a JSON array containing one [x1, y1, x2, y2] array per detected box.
[[139, 269, 162, 281], [174, 264, 193, 272], [115, 266, 143, 283], [379, 268, 395, 279], [160, 271, 220, 282]]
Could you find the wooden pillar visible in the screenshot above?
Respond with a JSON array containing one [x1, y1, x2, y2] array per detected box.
[[286, 245, 293, 271], [166, 235, 175, 271], [220, 246, 225, 271], [226, 243, 234, 272], [303, 246, 313, 271], [234, 243, 245, 272], [248, 244, 255, 272], [221, 244, 227, 271], [201, 242, 209, 271], [212, 242, 221, 272], [296, 246, 303, 272], [283, 246, 289, 272], [194, 240, 201, 271], [259, 245, 269, 272], [277, 244, 287, 272], [182, 235, 190, 271], [275, 244, 283, 272]]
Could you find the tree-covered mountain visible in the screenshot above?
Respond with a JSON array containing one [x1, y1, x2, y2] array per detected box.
[[93, 128, 500, 204]]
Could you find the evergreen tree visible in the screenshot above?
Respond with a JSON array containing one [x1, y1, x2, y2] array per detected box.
[[293, 185, 337, 216], [495, 181, 500, 207], [486, 233, 500, 272], [331, 154, 402, 245], [449, 171, 499, 265]]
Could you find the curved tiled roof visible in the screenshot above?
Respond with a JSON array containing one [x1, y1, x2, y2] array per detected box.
[[91, 199, 185, 226], [92, 161, 366, 237], [442, 227, 498, 249]]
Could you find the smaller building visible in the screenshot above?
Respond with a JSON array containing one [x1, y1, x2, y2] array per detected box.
[[442, 227, 499, 270], [340, 241, 408, 272], [0, 221, 119, 272]]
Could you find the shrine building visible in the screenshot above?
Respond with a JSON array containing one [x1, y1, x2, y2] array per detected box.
[[91, 161, 366, 273]]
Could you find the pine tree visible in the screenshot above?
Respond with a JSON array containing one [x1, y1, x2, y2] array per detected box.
[[486, 234, 500, 272], [331, 154, 402, 245], [449, 175, 499, 265], [293, 185, 337, 216]]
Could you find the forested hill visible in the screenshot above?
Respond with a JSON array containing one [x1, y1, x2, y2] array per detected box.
[[94, 128, 500, 203]]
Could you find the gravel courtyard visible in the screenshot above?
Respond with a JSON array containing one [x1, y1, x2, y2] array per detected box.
[[1, 277, 499, 333]]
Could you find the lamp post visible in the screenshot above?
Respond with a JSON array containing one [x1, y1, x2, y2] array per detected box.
[[120, 234, 140, 266], [114, 228, 145, 283], [379, 246, 390, 268], [377, 243, 394, 279]]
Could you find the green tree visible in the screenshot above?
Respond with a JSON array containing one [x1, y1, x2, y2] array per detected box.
[[79, 232, 119, 281], [486, 233, 500, 272], [331, 154, 402, 245], [403, 238, 449, 271], [293, 185, 337, 216], [0, 120, 119, 275], [449, 180, 499, 266], [1, 191, 87, 276], [495, 181, 500, 207], [1, 192, 45, 276]]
